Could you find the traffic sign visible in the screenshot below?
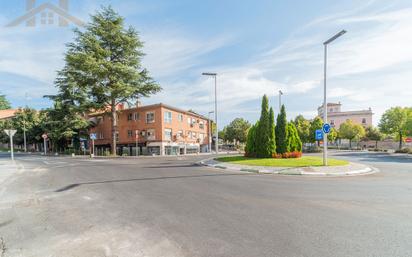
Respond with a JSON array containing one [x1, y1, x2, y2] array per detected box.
[[315, 129, 323, 141], [90, 133, 97, 140], [4, 129, 17, 137], [42, 133, 48, 139], [322, 123, 331, 134], [3, 129, 16, 160], [405, 138, 412, 143]]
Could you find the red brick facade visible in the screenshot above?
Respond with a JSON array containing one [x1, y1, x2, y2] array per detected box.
[[88, 103, 211, 155]]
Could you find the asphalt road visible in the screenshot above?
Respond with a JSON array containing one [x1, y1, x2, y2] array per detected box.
[[0, 151, 411, 257]]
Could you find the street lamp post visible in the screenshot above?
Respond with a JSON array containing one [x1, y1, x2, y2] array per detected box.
[[278, 90, 283, 112], [135, 130, 139, 156], [322, 30, 346, 166], [202, 72, 218, 154], [208, 111, 214, 153]]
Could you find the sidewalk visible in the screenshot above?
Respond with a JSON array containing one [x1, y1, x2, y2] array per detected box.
[[198, 158, 378, 177]]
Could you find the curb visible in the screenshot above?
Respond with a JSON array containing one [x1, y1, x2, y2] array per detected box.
[[197, 158, 378, 177]]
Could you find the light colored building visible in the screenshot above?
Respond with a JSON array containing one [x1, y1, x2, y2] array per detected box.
[[88, 103, 211, 156], [317, 102, 373, 129]]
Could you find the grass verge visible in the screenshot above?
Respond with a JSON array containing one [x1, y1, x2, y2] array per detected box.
[[216, 156, 349, 167]]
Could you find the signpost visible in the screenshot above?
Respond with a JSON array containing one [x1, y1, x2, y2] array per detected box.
[[42, 133, 48, 156], [90, 133, 97, 157], [323, 123, 331, 134], [4, 129, 17, 160], [315, 129, 323, 141], [135, 130, 139, 156]]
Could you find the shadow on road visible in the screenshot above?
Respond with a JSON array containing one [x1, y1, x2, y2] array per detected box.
[[55, 172, 254, 193]]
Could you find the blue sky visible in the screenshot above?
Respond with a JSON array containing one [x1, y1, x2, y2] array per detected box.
[[0, 0, 411, 126]]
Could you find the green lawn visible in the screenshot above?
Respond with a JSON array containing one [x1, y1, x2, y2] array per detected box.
[[216, 156, 349, 167]]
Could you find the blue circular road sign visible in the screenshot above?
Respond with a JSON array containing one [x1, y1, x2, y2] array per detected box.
[[323, 123, 331, 134]]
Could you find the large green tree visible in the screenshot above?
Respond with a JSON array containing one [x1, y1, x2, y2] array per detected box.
[[0, 94, 11, 110], [294, 115, 311, 143], [339, 120, 366, 149], [55, 6, 161, 155], [275, 105, 288, 154], [363, 126, 384, 149], [379, 107, 411, 149], [41, 102, 90, 153], [223, 118, 251, 143], [11, 108, 41, 147]]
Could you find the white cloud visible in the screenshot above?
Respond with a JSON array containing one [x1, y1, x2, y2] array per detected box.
[[141, 28, 232, 79]]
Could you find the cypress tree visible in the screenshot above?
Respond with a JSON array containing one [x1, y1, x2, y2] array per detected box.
[[256, 95, 271, 157], [275, 105, 288, 154], [269, 107, 276, 156], [245, 123, 257, 157]]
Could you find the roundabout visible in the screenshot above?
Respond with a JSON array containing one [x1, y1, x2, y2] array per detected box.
[[199, 155, 377, 177]]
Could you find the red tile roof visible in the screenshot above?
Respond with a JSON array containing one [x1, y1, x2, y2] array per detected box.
[[0, 109, 17, 120]]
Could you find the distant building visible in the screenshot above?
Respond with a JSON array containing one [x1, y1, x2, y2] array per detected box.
[[0, 109, 17, 121], [88, 103, 211, 156], [317, 102, 373, 129]]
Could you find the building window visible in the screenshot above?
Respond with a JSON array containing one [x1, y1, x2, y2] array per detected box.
[[192, 132, 197, 139], [164, 111, 172, 123], [165, 128, 172, 141], [178, 114, 183, 122], [187, 131, 192, 139], [362, 118, 366, 124], [127, 130, 133, 138], [330, 120, 335, 126], [97, 132, 104, 139], [116, 132, 119, 142], [147, 129, 155, 140], [187, 117, 191, 125], [146, 112, 155, 123], [134, 112, 140, 121], [199, 121, 204, 129], [177, 130, 183, 139], [127, 113, 133, 121]]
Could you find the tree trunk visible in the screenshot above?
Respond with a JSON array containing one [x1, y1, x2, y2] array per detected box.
[[111, 102, 117, 156], [399, 132, 403, 150], [375, 140, 378, 149], [349, 139, 352, 149]]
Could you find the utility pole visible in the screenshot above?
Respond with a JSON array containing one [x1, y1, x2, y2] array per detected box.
[[208, 111, 214, 153], [322, 30, 346, 166], [278, 90, 283, 112], [202, 72, 218, 154]]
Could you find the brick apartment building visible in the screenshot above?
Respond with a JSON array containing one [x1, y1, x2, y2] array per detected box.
[[88, 103, 211, 156], [318, 102, 373, 129]]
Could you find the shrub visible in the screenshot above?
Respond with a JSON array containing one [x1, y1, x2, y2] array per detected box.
[[272, 151, 302, 159], [395, 148, 412, 154]]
